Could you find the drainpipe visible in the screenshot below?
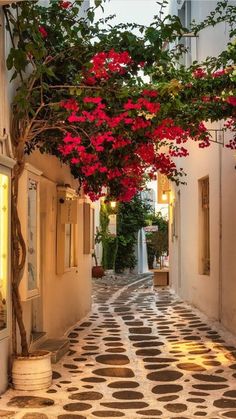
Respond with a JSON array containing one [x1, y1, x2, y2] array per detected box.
[[218, 134, 223, 322]]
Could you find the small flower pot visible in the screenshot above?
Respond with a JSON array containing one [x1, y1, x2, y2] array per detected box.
[[92, 265, 104, 278], [12, 350, 52, 391], [153, 269, 169, 287]]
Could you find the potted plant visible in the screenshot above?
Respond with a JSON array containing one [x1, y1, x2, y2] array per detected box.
[[12, 350, 52, 391], [92, 252, 105, 278]]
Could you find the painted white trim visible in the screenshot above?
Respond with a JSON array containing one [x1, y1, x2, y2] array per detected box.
[[56, 187, 79, 274], [0, 155, 15, 169], [177, 0, 185, 10], [25, 163, 43, 177], [57, 185, 77, 197], [19, 171, 41, 301], [27, 175, 41, 300]]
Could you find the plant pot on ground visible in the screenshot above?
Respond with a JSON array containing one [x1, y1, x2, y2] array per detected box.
[[12, 350, 52, 391], [92, 253, 104, 278]]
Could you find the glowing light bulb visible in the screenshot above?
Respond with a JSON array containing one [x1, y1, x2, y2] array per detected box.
[[110, 201, 116, 209], [162, 192, 168, 201]]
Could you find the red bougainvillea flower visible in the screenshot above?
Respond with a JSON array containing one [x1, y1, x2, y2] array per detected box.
[[224, 118, 236, 129], [226, 96, 236, 106], [224, 118, 236, 149], [59, 1, 72, 8], [57, 86, 202, 201], [202, 96, 211, 102], [153, 119, 189, 144], [169, 146, 189, 157], [83, 97, 102, 104], [193, 68, 206, 78], [38, 26, 48, 38], [198, 139, 211, 148], [136, 143, 155, 164], [212, 69, 226, 78], [83, 49, 132, 82], [142, 89, 158, 98], [226, 139, 236, 149], [84, 76, 97, 85], [124, 98, 160, 113], [60, 98, 79, 111], [56, 48, 236, 202]]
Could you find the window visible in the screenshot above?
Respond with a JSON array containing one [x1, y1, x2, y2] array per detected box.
[[0, 172, 9, 332], [199, 176, 210, 275], [91, 207, 95, 250], [28, 178, 39, 291], [19, 164, 42, 300], [65, 223, 76, 268], [177, 1, 193, 67], [83, 202, 91, 254], [57, 186, 78, 274], [83, 203, 96, 254]]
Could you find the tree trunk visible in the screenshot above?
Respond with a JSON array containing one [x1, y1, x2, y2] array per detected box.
[[12, 284, 28, 356], [11, 160, 29, 356]]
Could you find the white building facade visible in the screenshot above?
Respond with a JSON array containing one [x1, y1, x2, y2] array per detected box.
[[0, 1, 93, 394], [169, 1, 236, 335]]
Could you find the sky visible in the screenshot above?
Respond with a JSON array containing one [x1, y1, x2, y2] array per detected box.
[[93, 0, 161, 27]]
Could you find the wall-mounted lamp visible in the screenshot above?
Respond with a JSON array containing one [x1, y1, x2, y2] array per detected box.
[[110, 201, 117, 209], [161, 190, 171, 202]]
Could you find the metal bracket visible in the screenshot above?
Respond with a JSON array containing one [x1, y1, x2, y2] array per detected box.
[[208, 129, 225, 146]]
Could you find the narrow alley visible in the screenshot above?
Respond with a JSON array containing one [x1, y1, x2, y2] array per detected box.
[[1, 275, 236, 419]]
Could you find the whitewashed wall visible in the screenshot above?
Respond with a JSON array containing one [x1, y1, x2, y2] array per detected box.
[[23, 152, 92, 339], [0, 0, 93, 394], [169, 0, 236, 334]]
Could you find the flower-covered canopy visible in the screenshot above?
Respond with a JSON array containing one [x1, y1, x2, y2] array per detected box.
[[4, 0, 236, 202]]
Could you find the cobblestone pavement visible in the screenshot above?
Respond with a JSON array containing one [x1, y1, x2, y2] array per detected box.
[[2, 274, 236, 418]]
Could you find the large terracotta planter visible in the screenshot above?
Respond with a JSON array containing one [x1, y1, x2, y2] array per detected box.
[[92, 265, 104, 278], [12, 350, 52, 391]]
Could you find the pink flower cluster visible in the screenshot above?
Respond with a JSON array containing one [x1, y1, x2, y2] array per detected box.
[[83, 50, 132, 84], [59, 1, 72, 8], [56, 50, 235, 201], [39, 26, 48, 38], [58, 90, 212, 201]]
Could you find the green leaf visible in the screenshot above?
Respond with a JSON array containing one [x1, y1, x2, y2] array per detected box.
[[6, 51, 13, 70], [87, 10, 94, 22], [11, 48, 28, 72], [94, 0, 102, 7]]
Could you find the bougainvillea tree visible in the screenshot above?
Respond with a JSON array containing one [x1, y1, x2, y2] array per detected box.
[[3, 0, 236, 355]]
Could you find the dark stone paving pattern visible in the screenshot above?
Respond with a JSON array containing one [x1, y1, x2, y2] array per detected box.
[[7, 397, 54, 408], [2, 274, 236, 418]]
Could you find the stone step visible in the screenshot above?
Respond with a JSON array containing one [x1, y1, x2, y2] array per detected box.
[[31, 331, 46, 342], [37, 338, 70, 363]]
